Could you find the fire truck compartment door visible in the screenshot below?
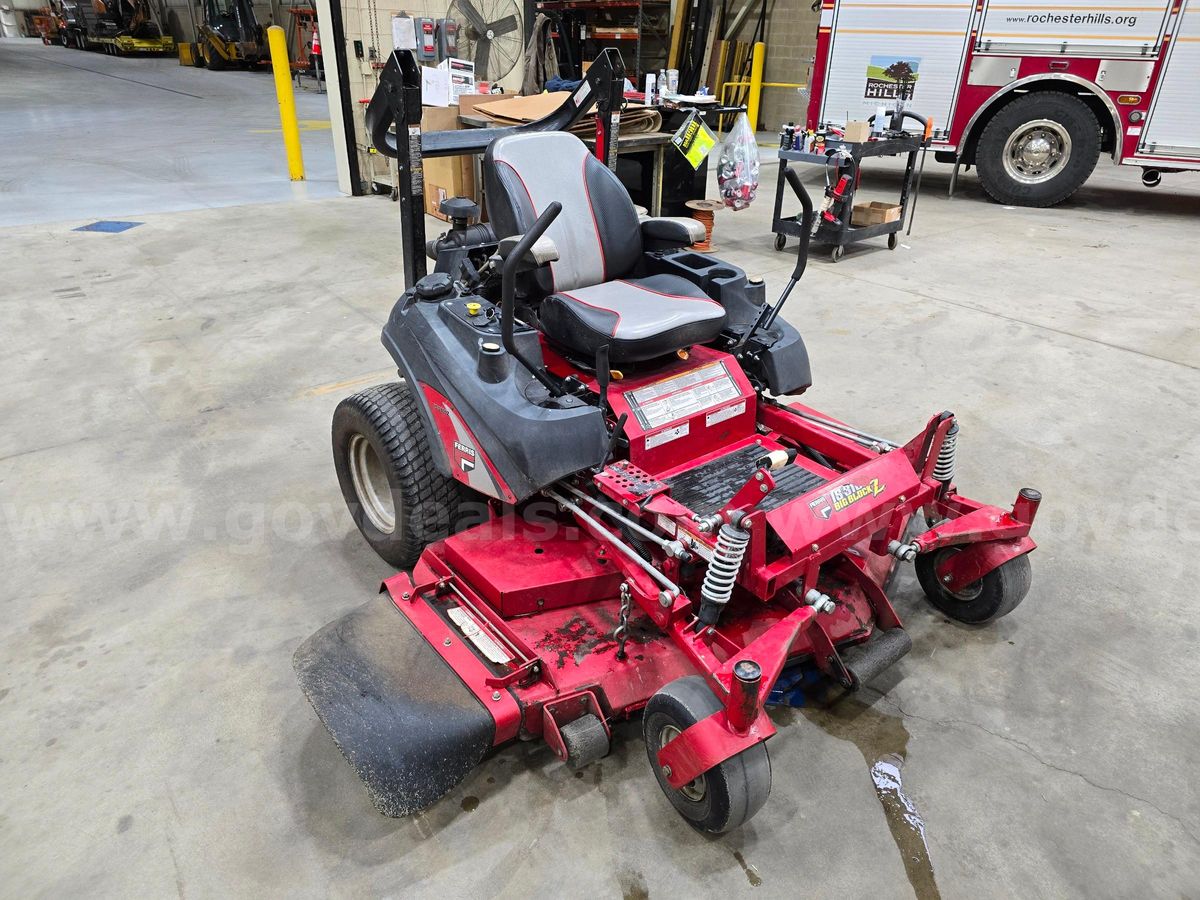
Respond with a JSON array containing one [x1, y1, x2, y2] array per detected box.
[[977, 0, 1173, 56], [1139, 0, 1200, 159], [818, 0, 976, 133]]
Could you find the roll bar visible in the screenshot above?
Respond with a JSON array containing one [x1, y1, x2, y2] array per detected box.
[[364, 48, 627, 285]]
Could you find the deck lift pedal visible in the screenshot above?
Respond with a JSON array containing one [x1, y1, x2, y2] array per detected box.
[[295, 47, 1041, 833]]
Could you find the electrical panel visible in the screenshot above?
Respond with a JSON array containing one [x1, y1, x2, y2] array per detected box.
[[436, 18, 458, 61], [414, 16, 437, 60]]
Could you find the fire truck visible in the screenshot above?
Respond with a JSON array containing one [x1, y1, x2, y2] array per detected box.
[[806, 0, 1199, 206]]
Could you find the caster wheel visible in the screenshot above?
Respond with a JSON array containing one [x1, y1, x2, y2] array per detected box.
[[916, 550, 1032, 624], [773, 233, 786, 251], [831, 245, 845, 263], [888, 232, 899, 250], [561, 714, 609, 769], [643, 676, 771, 833]]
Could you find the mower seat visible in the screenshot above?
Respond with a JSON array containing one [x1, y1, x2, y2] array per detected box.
[[484, 132, 726, 365]]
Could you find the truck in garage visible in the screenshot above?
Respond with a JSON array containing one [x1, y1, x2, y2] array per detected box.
[[806, 0, 1199, 206], [56, 0, 175, 55]]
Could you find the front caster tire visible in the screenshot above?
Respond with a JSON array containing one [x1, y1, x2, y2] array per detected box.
[[975, 91, 1100, 207], [773, 232, 787, 251], [643, 676, 771, 833], [332, 382, 468, 569], [888, 232, 899, 250], [831, 245, 844, 263], [916, 550, 1032, 624]]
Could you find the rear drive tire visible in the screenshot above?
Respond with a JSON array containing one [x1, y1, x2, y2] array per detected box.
[[643, 676, 771, 833], [916, 549, 1032, 624], [332, 382, 468, 569], [975, 92, 1100, 207]]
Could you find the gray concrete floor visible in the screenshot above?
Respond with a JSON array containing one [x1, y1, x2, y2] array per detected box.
[[0, 38, 338, 227], [2, 79, 1200, 897]]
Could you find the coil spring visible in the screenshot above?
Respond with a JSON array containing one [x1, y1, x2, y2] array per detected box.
[[933, 422, 959, 482], [701, 523, 750, 608]]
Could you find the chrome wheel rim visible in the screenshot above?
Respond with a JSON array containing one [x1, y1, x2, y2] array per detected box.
[[1002, 119, 1071, 185], [660, 724, 706, 801], [348, 433, 396, 533]]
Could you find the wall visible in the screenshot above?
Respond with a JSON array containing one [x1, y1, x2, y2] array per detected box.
[[758, 0, 818, 132], [320, 0, 546, 189]]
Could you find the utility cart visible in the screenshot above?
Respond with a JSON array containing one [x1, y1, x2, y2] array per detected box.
[[771, 135, 920, 262]]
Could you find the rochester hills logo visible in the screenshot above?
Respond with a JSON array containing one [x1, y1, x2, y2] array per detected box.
[[864, 55, 921, 101], [808, 478, 886, 519]]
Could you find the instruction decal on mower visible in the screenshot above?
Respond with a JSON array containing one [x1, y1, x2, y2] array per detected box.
[[627, 361, 742, 430], [808, 477, 886, 519]]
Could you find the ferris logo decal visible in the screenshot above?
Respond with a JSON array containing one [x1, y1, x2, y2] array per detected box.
[[453, 440, 476, 471], [809, 478, 885, 519]]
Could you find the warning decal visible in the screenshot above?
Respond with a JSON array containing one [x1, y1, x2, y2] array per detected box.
[[627, 362, 742, 431]]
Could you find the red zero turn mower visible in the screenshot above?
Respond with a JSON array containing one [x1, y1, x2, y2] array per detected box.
[[295, 50, 1039, 833]]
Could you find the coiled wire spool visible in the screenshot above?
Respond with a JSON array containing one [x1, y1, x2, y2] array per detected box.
[[933, 422, 959, 483], [700, 522, 750, 618]]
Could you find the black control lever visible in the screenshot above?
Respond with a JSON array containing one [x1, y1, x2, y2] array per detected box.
[[734, 167, 813, 351], [502, 202, 563, 397]]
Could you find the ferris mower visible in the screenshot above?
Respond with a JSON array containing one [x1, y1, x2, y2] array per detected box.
[[295, 50, 1040, 833]]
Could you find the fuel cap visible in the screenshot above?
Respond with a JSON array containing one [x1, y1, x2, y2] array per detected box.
[[414, 272, 453, 301]]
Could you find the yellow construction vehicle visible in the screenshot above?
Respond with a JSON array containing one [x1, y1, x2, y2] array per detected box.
[[193, 0, 264, 69]]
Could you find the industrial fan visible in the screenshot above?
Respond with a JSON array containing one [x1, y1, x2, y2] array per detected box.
[[446, 0, 522, 83]]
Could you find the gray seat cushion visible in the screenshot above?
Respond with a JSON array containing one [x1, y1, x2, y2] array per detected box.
[[540, 273, 727, 364]]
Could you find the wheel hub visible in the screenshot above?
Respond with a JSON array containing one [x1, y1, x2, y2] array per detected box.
[[932, 548, 983, 601], [659, 724, 706, 801], [347, 433, 396, 533], [1002, 119, 1072, 185]]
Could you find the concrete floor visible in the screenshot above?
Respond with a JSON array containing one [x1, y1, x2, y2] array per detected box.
[[0, 38, 338, 227], [2, 59, 1200, 895]]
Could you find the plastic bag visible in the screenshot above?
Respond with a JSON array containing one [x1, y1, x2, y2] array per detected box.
[[717, 112, 760, 210]]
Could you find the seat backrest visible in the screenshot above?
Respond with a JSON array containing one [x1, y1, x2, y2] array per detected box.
[[484, 132, 642, 295]]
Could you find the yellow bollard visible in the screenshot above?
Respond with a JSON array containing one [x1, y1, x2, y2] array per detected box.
[[267, 24, 305, 181], [747, 41, 766, 135]]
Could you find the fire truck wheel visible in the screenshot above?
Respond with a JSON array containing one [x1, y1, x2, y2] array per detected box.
[[916, 549, 1032, 624], [644, 676, 772, 833], [332, 382, 470, 569], [976, 92, 1100, 208]]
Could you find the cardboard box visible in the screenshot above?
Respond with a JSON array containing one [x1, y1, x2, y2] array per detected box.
[[843, 120, 871, 143], [851, 201, 901, 226], [457, 92, 496, 120], [420, 106, 477, 222], [422, 57, 476, 107]]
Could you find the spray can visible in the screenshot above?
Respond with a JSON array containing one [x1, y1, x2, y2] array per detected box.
[[667, 68, 679, 94], [780, 122, 795, 150]]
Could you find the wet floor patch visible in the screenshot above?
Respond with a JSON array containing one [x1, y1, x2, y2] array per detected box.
[[732, 850, 763, 887], [799, 695, 940, 900]]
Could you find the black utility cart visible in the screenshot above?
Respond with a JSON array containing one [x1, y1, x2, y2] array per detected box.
[[772, 135, 921, 262]]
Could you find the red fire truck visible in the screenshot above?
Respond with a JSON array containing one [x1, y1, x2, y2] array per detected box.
[[806, 0, 1199, 206]]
